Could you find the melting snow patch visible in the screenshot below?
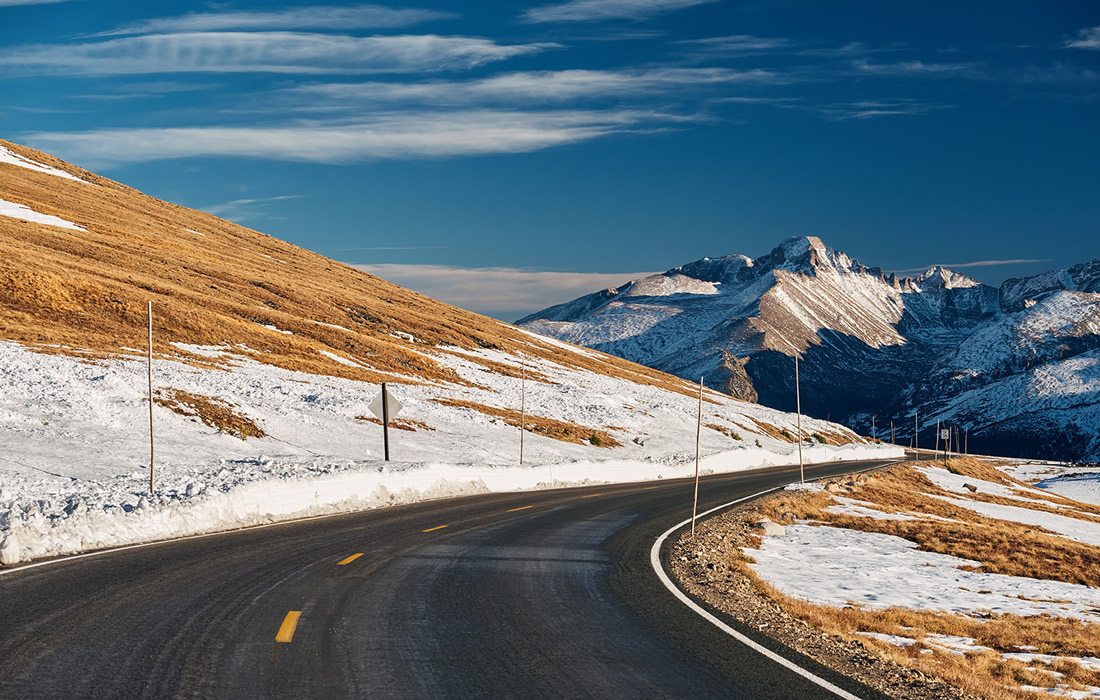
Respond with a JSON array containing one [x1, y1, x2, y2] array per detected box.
[[0, 144, 84, 183], [0, 198, 84, 231], [747, 523, 1100, 622], [259, 323, 292, 335]]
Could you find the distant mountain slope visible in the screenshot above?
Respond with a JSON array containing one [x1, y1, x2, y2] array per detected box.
[[519, 236, 1100, 461]]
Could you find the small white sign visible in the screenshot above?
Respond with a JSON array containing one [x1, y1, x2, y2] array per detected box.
[[940, 429, 950, 440], [368, 391, 403, 421]]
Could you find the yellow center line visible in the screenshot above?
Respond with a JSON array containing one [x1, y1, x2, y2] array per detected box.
[[422, 524, 449, 533], [336, 552, 364, 566], [275, 611, 301, 644], [579, 493, 602, 499], [637, 486, 660, 491], [506, 505, 534, 513]]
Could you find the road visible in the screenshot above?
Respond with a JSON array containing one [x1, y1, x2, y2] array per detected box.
[[0, 458, 897, 699]]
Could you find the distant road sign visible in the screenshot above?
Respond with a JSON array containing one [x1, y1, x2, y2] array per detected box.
[[940, 429, 950, 440], [369, 391, 402, 421]]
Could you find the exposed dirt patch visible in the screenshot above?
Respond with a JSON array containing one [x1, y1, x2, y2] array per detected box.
[[355, 416, 434, 432]]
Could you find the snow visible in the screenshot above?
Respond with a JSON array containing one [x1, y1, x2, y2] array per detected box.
[[0, 197, 85, 231], [1037, 473, 1100, 508], [259, 323, 292, 335], [0, 144, 84, 183], [930, 493, 1100, 546], [919, 465, 1070, 507], [747, 524, 1100, 622], [317, 349, 363, 368], [0, 340, 901, 564]]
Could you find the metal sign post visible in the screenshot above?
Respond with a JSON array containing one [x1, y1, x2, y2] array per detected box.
[[368, 385, 403, 461]]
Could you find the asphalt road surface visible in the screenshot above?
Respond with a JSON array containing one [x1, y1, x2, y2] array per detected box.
[[0, 458, 899, 699]]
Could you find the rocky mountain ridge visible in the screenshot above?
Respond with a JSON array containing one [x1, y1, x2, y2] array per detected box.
[[518, 236, 1100, 461]]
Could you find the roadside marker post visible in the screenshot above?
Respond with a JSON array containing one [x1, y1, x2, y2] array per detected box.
[[147, 300, 155, 494], [690, 375, 703, 537], [795, 355, 804, 484], [519, 363, 526, 465]]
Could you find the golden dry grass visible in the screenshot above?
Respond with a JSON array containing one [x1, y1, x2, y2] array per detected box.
[[760, 460, 1100, 587], [355, 416, 434, 432], [155, 389, 266, 439], [737, 458, 1100, 698], [432, 398, 622, 447], [0, 139, 725, 404]]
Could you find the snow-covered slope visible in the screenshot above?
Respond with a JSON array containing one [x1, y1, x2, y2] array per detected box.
[[0, 141, 896, 565], [519, 236, 1100, 461]]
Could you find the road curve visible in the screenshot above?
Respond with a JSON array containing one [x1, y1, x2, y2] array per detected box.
[[0, 459, 896, 699]]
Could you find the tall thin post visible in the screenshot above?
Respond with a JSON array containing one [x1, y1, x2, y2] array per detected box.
[[965, 428, 969, 455], [935, 420, 941, 455], [890, 420, 895, 445], [147, 300, 155, 494], [914, 411, 919, 461], [795, 355, 804, 484], [519, 363, 526, 465], [871, 416, 876, 442], [690, 376, 703, 537], [381, 382, 391, 462]]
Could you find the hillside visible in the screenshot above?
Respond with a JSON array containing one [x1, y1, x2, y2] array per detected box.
[[518, 236, 1100, 462], [0, 140, 894, 565]]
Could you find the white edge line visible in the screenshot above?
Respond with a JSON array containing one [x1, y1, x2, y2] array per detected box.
[[648, 462, 899, 700]]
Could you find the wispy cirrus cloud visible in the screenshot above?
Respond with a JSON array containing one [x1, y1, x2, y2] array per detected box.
[[351, 263, 657, 319], [522, 0, 716, 24], [0, 32, 557, 76], [892, 258, 1055, 275], [202, 194, 306, 222], [92, 4, 453, 37], [25, 109, 691, 166], [1065, 25, 1100, 50], [851, 59, 978, 77], [0, 0, 71, 5], [815, 99, 952, 121], [282, 67, 785, 109]]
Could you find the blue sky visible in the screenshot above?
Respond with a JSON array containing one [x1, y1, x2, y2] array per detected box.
[[2, 0, 1098, 319]]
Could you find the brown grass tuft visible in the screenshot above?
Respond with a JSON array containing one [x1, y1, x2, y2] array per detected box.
[[155, 389, 266, 439], [432, 398, 621, 447]]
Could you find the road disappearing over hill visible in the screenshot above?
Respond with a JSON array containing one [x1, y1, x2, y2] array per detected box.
[[0, 459, 898, 699]]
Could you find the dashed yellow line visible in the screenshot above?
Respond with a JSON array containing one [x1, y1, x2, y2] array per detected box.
[[422, 524, 449, 533], [336, 553, 364, 566], [506, 505, 534, 513], [275, 611, 301, 644], [579, 493, 602, 499]]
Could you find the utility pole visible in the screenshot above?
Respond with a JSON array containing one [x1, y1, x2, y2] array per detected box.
[[147, 300, 155, 494], [795, 355, 804, 484], [690, 375, 703, 537], [519, 363, 526, 465]]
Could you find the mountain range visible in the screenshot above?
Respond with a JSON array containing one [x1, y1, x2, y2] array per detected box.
[[518, 236, 1100, 462]]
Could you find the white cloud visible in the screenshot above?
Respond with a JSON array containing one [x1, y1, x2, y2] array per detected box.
[[0, 0, 70, 5], [892, 258, 1055, 275], [284, 67, 782, 108], [94, 4, 453, 36], [852, 59, 977, 76], [202, 195, 305, 221], [522, 0, 716, 23], [678, 34, 793, 54], [351, 263, 657, 319], [25, 109, 687, 166], [0, 32, 556, 76], [1066, 25, 1100, 50]]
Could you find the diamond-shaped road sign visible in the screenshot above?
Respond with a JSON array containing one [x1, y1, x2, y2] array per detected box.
[[368, 391, 403, 421]]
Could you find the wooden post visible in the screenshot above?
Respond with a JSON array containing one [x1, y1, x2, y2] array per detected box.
[[147, 300, 155, 494], [914, 411, 919, 461], [795, 355, 804, 483], [890, 420, 895, 445], [519, 363, 526, 465], [381, 382, 391, 462], [690, 375, 703, 537]]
